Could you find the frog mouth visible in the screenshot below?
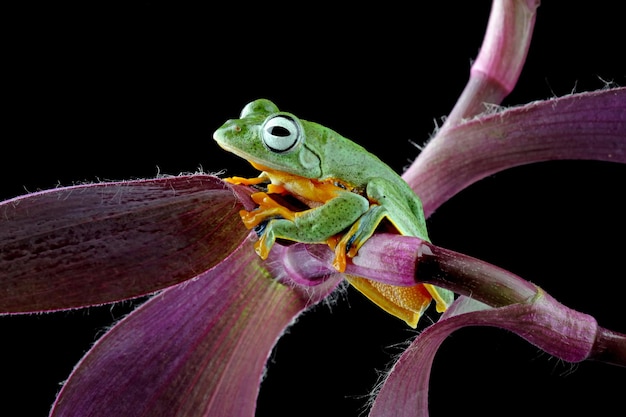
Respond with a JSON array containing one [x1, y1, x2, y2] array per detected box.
[[213, 141, 275, 172]]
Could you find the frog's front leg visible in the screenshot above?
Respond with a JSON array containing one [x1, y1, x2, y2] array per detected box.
[[239, 192, 298, 229], [254, 192, 369, 260], [223, 173, 270, 187]]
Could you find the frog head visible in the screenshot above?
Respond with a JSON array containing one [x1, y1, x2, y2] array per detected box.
[[213, 99, 322, 178]]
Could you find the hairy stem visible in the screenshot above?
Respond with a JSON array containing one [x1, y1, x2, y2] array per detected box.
[[588, 327, 626, 368]]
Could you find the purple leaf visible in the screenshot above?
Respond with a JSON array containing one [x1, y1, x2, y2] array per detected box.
[[0, 175, 248, 313], [369, 292, 600, 417], [404, 87, 626, 216], [50, 239, 339, 417]]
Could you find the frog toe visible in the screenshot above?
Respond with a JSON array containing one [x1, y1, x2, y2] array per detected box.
[[254, 230, 274, 260], [332, 246, 348, 272], [423, 284, 455, 313]]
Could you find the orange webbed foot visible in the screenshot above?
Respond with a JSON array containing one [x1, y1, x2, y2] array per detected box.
[[224, 175, 269, 186], [327, 235, 348, 272], [239, 192, 297, 229]]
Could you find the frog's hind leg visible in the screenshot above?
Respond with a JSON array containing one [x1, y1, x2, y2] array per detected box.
[[368, 178, 428, 237], [333, 204, 389, 266], [332, 178, 418, 271], [369, 179, 456, 313]]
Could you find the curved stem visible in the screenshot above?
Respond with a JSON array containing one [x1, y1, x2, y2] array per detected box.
[[589, 327, 626, 368], [417, 241, 625, 366], [300, 234, 626, 367], [445, 0, 540, 125], [416, 241, 537, 307]]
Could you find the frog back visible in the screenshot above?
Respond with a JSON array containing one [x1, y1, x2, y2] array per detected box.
[[305, 121, 412, 193], [303, 121, 427, 235]]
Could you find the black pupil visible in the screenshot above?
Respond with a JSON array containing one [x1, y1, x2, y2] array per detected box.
[[269, 125, 291, 137]]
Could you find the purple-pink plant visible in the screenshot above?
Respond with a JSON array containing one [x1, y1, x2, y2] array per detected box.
[[1, 1, 624, 416]]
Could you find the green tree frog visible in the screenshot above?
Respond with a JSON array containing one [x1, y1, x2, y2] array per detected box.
[[213, 99, 453, 327]]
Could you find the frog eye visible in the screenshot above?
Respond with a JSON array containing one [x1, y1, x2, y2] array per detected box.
[[261, 115, 301, 153]]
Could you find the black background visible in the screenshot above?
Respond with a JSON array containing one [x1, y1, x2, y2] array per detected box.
[[2, 2, 625, 416]]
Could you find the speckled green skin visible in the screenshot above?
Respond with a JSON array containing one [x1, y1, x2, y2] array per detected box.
[[213, 99, 430, 248]]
